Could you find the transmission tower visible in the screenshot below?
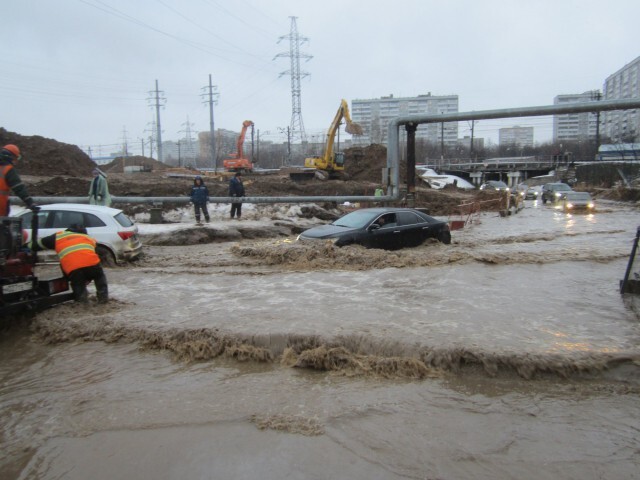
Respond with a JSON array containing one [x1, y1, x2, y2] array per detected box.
[[120, 126, 129, 157], [275, 16, 312, 144], [200, 74, 219, 169], [179, 116, 197, 168], [147, 79, 166, 162], [144, 118, 158, 159]]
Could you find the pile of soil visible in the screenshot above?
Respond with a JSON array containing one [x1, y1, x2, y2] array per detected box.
[[0, 128, 95, 177], [101, 155, 169, 174], [344, 144, 408, 184]]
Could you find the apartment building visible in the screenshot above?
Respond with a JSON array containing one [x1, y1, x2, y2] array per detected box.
[[498, 126, 534, 147], [553, 91, 600, 142], [351, 93, 459, 146], [602, 55, 640, 142]]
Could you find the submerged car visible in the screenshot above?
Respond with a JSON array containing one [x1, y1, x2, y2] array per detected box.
[[19, 204, 143, 265], [297, 207, 451, 250], [562, 191, 595, 212], [541, 182, 573, 204], [479, 180, 509, 192]]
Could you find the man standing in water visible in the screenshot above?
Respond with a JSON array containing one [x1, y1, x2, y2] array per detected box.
[[228, 171, 245, 220]]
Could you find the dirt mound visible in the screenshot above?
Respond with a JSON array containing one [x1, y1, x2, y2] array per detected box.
[[344, 144, 407, 183], [0, 127, 95, 176], [102, 155, 169, 174], [595, 186, 640, 203], [29, 176, 90, 196]]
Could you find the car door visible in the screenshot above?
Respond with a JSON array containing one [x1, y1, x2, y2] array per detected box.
[[369, 213, 399, 249], [396, 211, 425, 247]]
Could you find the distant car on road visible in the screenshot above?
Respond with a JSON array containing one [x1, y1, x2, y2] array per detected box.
[[480, 180, 509, 192], [19, 204, 143, 266], [541, 182, 573, 204], [525, 185, 543, 200], [514, 183, 528, 198], [562, 191, 595, 212], [297, 207, 451, 250]]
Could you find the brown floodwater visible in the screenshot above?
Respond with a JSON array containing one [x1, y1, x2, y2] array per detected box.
[[1, 200, 639, 479]]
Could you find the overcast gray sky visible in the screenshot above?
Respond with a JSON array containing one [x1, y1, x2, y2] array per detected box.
[[2, 0, 638, 156]]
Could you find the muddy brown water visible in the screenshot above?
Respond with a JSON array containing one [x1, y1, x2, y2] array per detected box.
[[1, 200, 639, 479]]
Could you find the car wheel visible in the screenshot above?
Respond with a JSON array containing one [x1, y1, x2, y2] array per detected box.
[[96, 245, 116, 267], [437, 230, 452, 245]]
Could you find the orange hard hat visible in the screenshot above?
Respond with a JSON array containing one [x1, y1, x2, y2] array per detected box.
[[3, 144, 21, 158]]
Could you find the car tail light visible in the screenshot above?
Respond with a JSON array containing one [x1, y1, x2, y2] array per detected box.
[[118, 231, 135, 241]]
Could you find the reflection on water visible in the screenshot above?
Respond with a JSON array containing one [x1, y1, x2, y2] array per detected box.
[[1, 200, 640, 479]]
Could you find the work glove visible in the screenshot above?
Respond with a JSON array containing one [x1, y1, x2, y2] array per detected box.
[[97, 195, 102, 201]]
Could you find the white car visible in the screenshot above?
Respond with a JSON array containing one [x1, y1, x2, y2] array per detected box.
[[18, 204, 143, 266]]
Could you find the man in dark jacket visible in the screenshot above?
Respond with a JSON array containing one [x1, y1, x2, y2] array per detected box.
[[228, 172, 245, 219], [33, 224, 108, 304], [189, 175, 210, 223], [0, 144, 38, 216]]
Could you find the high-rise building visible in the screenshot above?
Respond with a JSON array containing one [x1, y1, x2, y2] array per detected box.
[[351, 93, 458, 146], [553, 91, 600, 142], [602, 56, 640, 143], [499, 126, 534, 147]]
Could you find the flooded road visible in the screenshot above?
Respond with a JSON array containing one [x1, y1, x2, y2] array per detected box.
[[1, 200, 639, 479]]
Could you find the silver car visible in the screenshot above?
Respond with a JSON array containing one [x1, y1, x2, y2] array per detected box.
[[562, 191, 595, 212], [19, 204, 143, 266]]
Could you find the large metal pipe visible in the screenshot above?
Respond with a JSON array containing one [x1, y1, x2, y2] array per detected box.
[[386, 98, 640, 197], [12, 195, 383, 205]]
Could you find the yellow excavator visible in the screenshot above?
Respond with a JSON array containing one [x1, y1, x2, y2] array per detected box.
[[299, 99, 363, 180]]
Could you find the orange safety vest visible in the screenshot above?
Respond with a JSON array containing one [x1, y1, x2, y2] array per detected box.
[[0, 164, 12, 216], [54, 231, 100, 275]]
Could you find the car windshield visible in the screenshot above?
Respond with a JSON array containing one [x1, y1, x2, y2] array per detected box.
[[332, 210, 379, 228], [552, 184, 572, 191]]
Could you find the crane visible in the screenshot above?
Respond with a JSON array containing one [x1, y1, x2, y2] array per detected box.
[[223, 120, 254, 172]]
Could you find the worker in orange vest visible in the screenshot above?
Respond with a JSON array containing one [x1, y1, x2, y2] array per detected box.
[[0, 144, 38, 216], [33, 224, 109, 304]]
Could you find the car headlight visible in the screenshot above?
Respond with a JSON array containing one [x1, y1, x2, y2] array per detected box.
[[587, 203, 595, 209], [555, 192, 562, 197], [566, 202, 574, 209]]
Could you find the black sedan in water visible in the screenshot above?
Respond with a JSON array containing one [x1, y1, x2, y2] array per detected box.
[[297, 208, 451, 250]]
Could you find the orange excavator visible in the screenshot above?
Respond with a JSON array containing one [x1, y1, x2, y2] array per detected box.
[[223, 120, 254, 173]]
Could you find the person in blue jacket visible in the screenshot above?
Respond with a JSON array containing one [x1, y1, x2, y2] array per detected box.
[[228, 171, 245, 219], [189, 175, 210, 223]]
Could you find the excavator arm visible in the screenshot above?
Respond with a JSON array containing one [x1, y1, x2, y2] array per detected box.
[[234, 120, 254, 159], [322, 99, 363, 164], [303, 99, 363, 175], [223, 120, 254, 172]]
